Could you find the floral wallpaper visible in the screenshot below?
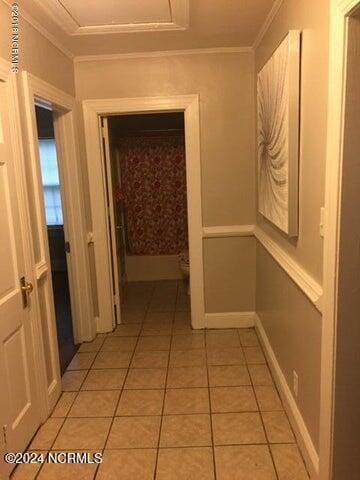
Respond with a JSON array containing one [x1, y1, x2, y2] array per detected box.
[[117, 132, 188, 256]]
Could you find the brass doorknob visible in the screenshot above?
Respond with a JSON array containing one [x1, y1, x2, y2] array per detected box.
[[21, 282, 33, 294], [20, 276, 33, 308]]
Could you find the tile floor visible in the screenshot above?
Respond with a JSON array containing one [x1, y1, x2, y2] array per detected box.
[[12, 280, 309, 480]]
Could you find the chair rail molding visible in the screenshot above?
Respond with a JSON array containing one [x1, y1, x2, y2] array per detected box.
[[254, 227, 323, 312], [202, 224, 255, 239]]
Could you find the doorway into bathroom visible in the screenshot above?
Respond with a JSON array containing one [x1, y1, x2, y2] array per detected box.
[[103, 112, 191, 325]]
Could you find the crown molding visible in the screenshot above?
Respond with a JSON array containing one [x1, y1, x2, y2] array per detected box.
[[1, 0, 74, 59], [74, 46, 254, 63], [252, 0, 284, 50], [32, 0, 189, 36]]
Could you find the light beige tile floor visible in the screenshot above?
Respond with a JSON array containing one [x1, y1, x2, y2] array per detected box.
[[12, 280, 309, 480]]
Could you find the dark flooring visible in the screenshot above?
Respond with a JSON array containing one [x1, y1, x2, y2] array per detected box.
[[51, 271, 78, 374]]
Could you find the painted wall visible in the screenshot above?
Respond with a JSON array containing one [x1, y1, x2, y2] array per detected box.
[[256, 245, 322, 449], [0, 0, 75, 95], [255, 0, 329, 454], [255, 0, 328, 283], [75, 52, 256, 313], [204, 237, 256, 313], [126, 255, 182, 282]]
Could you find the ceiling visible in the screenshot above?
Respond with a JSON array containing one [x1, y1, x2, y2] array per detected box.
[[34, 0, 188, 35], [23, 0, 277, 57], [61, 0, 172, 27]]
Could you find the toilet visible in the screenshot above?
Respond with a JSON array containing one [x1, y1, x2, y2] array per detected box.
[[178, 250, 190, 293]]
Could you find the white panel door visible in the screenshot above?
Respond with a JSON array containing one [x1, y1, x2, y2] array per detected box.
[[0, 71, 40, 478]]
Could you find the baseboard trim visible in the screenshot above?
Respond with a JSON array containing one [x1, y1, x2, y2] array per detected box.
[[204, 311, 255, 329], [255, 314, 319, 479]]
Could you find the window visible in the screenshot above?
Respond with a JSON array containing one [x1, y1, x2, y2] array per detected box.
[[38, 139, 63, 225]]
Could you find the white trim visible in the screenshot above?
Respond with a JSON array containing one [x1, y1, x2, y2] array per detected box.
[[30, 75, 74, 110], [0, 0, 74, 60], [20, 72, 95, 414], [20, 72, 62, 413], [255, 314, 319, 478], [252, 0, 285, 49], [202, 224, 255, 239], [254, 227, 323, 311], [32, 0, 189, 36], [204, 312, 255, 329], [22, 72, 95, 342], [74, 47, 253, 63], [320, 1, 360, 479], [82, 95, 204, 332]]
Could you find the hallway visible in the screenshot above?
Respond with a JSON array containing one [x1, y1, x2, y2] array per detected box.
[[13, 281, 308, 479]]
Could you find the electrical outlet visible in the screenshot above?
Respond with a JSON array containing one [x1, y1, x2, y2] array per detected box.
[[293, 370, 299, 397]]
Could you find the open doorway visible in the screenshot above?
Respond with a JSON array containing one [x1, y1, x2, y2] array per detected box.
[[103, 112, 191, 325], [83, 95, 203, 332], [35, 105, 78, 374]]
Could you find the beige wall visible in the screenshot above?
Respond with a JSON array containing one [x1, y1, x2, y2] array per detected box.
[[75, 52, 256, 313], [255, 0, 329, 453], [256, 244, 322, 449], [204, 237, 256, 312], [126, 255, 183, 282], [0, 1, 75, 95], [75, 53, 255, 227], [255, 0, 328, 283]]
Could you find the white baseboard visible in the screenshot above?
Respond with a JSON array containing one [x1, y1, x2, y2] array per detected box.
[[204, 311, 255, 329], [255, 314, 319, 479]]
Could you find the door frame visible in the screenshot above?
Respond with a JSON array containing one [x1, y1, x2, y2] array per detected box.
[[20, 73, 95, 412], [320, 0, 360, 478], [82, 95, 204, 331]]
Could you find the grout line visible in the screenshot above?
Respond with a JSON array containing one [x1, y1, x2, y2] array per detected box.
[[93, 283, 154, 479], [204, 326, 218, 480], [153, 282, 177, 479], [248, 338, 280, 480], [27, 283, 307, 479]]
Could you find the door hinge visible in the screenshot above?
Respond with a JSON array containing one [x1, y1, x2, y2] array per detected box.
[[3, 425, 7, 446], [65, 241, 71, 253]]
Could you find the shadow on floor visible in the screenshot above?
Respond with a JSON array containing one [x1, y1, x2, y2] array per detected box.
[[52, 271, 78, 374]]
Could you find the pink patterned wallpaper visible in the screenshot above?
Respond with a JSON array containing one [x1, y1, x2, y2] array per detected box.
[[117, 132, 188, 256]]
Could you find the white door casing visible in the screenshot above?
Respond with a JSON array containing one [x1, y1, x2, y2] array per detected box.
[[0, 61, 41, 478], [82, 95, 204, 332], [20, 74, 62, 413], [320, 1, 360, 479], [19, 72, 96, 413]]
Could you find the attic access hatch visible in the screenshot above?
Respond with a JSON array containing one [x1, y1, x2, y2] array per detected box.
[[35, 0, 189, 35]]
